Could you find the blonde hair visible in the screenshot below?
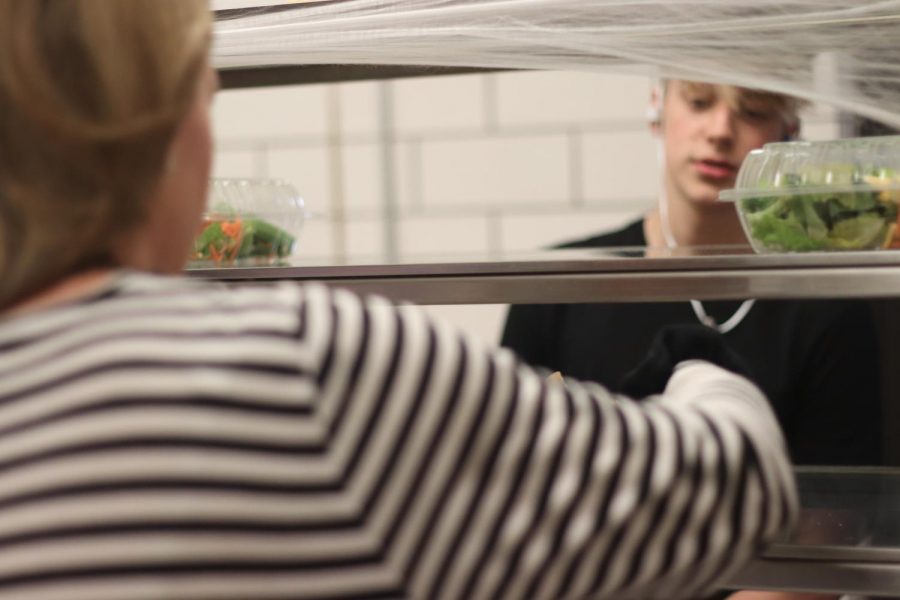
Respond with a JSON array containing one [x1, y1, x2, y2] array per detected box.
[[0, 0, 211, 309], [672, 80, 805, 129]]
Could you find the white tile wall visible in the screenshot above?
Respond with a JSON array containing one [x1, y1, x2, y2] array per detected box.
[[797, 104, 840, 141], [802, 102, 840, 123], [393, 74, 487, 135], [212, 149, 259, 180], [336, 81, 381, 138], [266, 147, 331, 211], [496, 71, 651, 128], [340, 142, 386, 213], [419, 135, 571, 207], [213, 84, 330, 140], [394, 140, 422, 210], [294, 216, 335, 262], [582, 131, 660, 202], [399, 215, 491, 257], [801, 120, 840, 142], [345, 219, 387, 262]]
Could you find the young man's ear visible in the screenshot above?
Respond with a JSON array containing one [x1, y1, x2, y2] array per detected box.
[[648, 86, 663, 136], [648, 106, 662, 135], [783, 123, 800, 142]]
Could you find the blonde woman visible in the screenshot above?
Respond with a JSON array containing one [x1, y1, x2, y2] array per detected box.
[[0, 2, 796, 599]]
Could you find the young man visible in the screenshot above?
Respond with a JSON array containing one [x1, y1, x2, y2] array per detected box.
[[503, 80, 882, 469], [503, 80, 869, 600]]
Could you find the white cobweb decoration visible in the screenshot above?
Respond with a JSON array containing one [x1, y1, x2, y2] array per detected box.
[[213, 0, 900, 128]]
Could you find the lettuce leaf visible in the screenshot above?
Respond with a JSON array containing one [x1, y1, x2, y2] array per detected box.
[[740, 191, 894, 252]]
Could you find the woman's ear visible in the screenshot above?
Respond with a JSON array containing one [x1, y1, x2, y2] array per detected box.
[[163, 146, 179, 176]]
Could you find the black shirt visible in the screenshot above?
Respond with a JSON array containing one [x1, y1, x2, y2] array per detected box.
[[502, 219, 883, 466]]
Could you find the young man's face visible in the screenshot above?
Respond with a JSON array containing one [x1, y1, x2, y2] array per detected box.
[[660, 81, 792, 206]]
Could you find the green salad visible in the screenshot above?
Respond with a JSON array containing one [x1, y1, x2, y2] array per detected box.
[[737, 169, 900, 252], [192, 215, 295, 266]]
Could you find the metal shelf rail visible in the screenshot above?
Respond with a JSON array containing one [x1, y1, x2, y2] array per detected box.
[[189, 248, 900, 304]]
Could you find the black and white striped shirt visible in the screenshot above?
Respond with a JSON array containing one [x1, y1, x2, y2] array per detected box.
[[0, 272, 796, 599]]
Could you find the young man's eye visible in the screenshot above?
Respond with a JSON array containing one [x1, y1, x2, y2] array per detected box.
[[689, 97, 712, 110], [741, 110, 770, 122], [740, 108, 773, 121]]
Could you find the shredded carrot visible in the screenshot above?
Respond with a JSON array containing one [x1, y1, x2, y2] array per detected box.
[[220, 220, 243, 239], [209, 244, 224, 264]]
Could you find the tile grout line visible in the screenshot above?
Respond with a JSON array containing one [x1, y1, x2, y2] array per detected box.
[[326, 86, 347, 265], [483, 73, 500, 134], [409, 138, 425, 212], [378, 81, 400, 263], [487, 210, 503, 259], [255, 143, 269, 179], [569, 130, 584, 208]]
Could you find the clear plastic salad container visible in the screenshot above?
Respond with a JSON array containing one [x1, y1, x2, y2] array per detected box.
[[719, 135, 900, 253], [188, 178, 306, 267]]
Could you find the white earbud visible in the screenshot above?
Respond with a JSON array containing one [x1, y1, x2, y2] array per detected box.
[[648, 79, 665, 126]]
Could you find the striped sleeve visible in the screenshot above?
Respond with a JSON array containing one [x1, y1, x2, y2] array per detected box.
[[0, 280, 797, 600], [312, 286, 798, 599]]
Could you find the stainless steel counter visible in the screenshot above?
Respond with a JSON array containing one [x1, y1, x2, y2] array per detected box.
[[730, 467, 900, 595], [188, 247, 900, 304]]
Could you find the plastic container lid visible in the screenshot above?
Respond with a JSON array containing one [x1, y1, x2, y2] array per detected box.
[[720, 135, 900, 202], [719, 136, 900, 253], [189, 178, 307, 267], [207, 178, 306, 217]]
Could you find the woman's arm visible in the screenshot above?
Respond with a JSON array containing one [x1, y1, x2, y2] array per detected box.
[[319, 286, 798, 599]]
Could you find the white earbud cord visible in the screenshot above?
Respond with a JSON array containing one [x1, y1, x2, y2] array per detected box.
[[655, 135, 754, 334]]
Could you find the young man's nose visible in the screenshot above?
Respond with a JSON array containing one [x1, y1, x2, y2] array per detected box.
[[705, 103, 737, 144]]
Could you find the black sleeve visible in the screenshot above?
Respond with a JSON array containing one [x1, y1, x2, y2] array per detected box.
[[789, 301, 882, 466], [500, 303, 560, 371]]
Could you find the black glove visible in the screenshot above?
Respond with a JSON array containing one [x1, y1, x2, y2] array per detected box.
[[618, 323, 755, 399]]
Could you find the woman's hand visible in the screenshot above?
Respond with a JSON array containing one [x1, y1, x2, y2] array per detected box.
[[619, 323, 755, 398]]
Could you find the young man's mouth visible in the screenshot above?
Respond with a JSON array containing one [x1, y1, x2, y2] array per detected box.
[[693, 158, 737, 181]]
